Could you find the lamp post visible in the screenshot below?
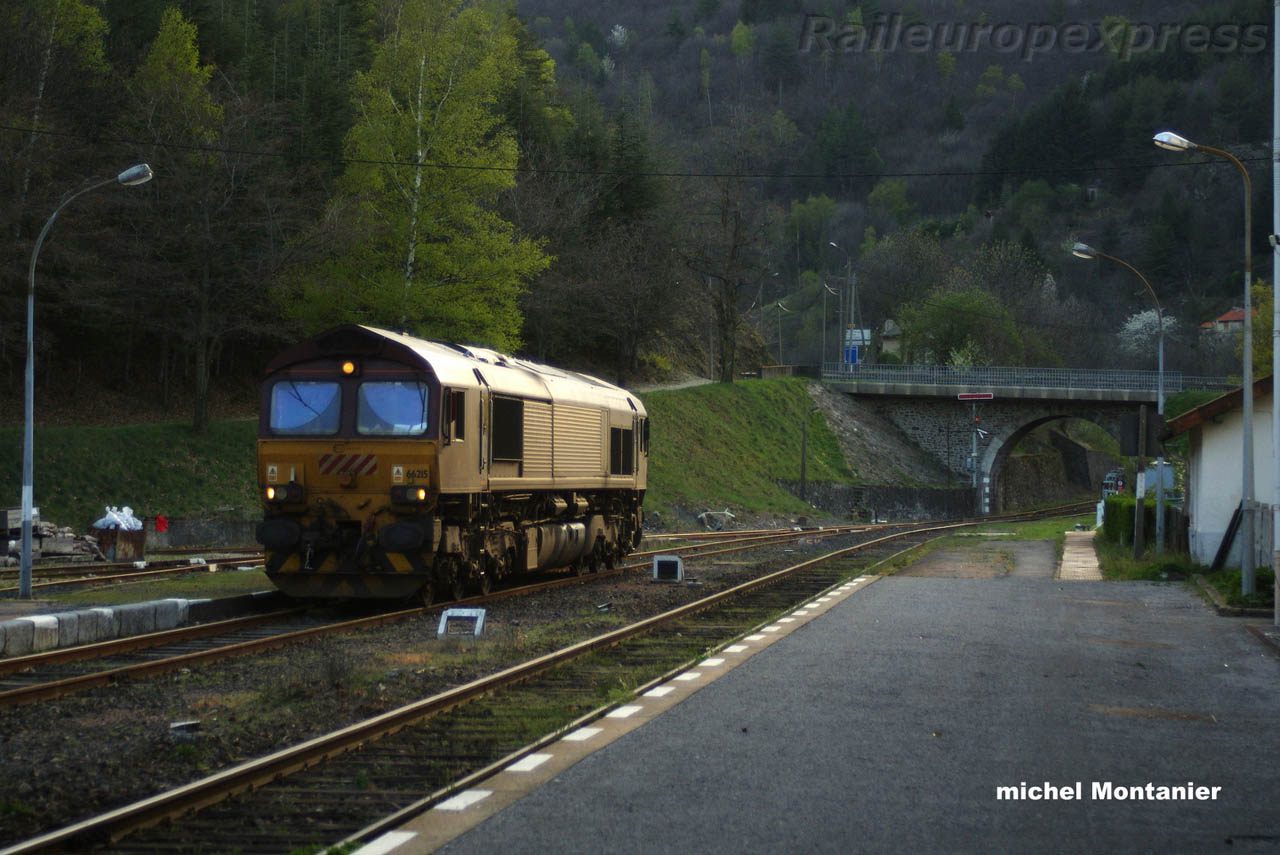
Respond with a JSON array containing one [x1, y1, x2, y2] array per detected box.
[[775, 299, 789, 365], [821, 281, 837, 375], [1073, 243, 1165, 555], [1154, 131, 1255, 590], [20, 163, 153, 599], [830, 241, 852, 366]]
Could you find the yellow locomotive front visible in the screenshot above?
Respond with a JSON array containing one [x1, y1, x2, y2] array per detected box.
[[255, 331, 442, 600]]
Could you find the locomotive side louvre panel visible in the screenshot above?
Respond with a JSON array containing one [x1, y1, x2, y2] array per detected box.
[[523, 400, 553, 479], [553, 404, 606, 479]]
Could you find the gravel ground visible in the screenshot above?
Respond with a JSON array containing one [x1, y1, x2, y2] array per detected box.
[[0, 533, 854, 847]]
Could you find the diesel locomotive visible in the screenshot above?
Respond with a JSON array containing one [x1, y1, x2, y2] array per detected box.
[[255, 325, 647, 602]]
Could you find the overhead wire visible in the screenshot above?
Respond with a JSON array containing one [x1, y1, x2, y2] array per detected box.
[[0, 122, 1272, 181]]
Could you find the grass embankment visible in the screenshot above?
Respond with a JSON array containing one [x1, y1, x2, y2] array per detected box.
[[0, 420, 258, 530], [640, 378, 852, 519], [1, 379, 849, 530]]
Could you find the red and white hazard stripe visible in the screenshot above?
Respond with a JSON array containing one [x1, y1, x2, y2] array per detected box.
[[318, 453, 378, 476]]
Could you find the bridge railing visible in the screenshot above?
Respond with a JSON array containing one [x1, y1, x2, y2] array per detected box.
[[821, 363, 1235, 394]]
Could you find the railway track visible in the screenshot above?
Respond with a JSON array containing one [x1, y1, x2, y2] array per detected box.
[[0, 523, 879, 709], [0, 504, 1090, 854], [0, 554, 265, 595]]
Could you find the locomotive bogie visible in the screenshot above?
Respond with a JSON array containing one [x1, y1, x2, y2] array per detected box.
[[255, 325, 647, 601]]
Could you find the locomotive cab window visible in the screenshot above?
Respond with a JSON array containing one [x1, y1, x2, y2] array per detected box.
[[357, 382, 430, 436], [491, 396, 524, 461], [443, 389, 466, 442], [270, 381, 341, 435], [610, 427, 635, 475]]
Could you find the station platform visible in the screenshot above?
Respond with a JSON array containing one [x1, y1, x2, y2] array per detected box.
[[359, 535, 1280, 855]]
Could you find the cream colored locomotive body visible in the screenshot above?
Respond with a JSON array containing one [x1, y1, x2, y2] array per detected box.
[[256, 325, 647, 601]]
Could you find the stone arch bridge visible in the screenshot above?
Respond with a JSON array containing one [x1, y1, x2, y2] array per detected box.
[[827, 364, 1232, 514]]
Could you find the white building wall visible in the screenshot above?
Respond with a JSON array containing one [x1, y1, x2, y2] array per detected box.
[[1187, 391, 1274, 569]]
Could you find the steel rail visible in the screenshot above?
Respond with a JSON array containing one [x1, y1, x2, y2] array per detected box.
[[0, 512, 1056, 854], [0, 561, 264, 595], [0, 606, 421, 707], [0, 608, 306, 676]]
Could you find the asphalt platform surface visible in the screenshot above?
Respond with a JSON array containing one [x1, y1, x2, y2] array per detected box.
[[433, 543, 1280, 855]]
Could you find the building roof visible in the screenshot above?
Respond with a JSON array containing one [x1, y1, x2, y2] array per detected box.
[[1162, 374, 1274, 439], [1200, 308, 1245, 329]]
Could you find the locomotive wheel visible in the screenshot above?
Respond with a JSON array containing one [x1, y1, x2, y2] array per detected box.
[[437, 556, 465, 602], [414, 577, 435, 606]]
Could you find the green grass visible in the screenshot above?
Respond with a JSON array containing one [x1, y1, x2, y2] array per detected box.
[[40, 567, 274, 606], [962, 514, 1093, 562], [640, 378, 852, 517], [1094, 536, 1202, 582], [0, 420, 259, 530], [1199, 567, 1276, 609]]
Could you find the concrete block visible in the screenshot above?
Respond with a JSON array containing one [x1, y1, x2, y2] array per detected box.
[[1, 619, 32, 656], [28, 615, 59, 652], [100, 606, 122, 637], [153, 599, 187, 631], [52, 612, 80, 648], [76, 609, 111, 645], [115, 602, 156, 636]]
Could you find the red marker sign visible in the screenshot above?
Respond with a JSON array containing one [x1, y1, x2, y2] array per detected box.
[[957, 392, 994, 400]]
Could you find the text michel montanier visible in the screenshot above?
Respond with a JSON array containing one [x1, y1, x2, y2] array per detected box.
[[996, 782, 1221, 801]]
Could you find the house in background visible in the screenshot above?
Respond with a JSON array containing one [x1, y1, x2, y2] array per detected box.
[[1163, 375, 1274, 569], [1199, 308, 1245, 335]]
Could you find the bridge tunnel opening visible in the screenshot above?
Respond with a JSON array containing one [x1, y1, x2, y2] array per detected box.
[[986, 417, 1124, 514]]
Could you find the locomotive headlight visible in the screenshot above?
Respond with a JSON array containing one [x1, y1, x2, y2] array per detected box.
[[390, 485, 430, 504], [341, 360, 358, 376], [265, 483, 304, 503]]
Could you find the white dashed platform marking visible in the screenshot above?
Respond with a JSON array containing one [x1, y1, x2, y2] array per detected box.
[[354, 831, 418, 855], [508, 754, 553, 773], [608, 705, 644, 719], [563, 727, 603, 742], [435, 790, 492, 811]]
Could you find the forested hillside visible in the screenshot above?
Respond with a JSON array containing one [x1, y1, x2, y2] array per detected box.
[[1, 0, 1274, 431]]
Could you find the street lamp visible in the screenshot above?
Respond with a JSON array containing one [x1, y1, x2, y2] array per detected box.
[[20, 163, 153, 599], [821, 281, 838, 375], [1073, 242, 1166, 556], [775, 299, 790, 364], [1154, 130, 1255, 590], [830, 241, 851, 367]]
